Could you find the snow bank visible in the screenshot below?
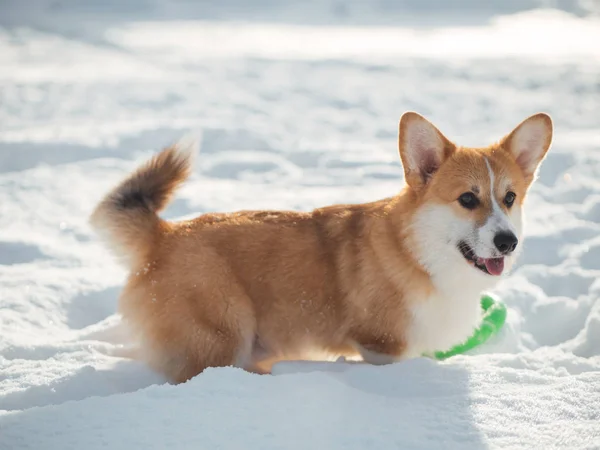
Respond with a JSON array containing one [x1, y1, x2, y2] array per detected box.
[[1, 359, 598, 450]]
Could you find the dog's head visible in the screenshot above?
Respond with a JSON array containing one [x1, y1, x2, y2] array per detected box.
[[399, 112, 553, 290]]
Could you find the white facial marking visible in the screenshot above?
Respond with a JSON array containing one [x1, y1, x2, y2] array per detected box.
[[475, 158, 518, 258], [411, 204, 496, 293]]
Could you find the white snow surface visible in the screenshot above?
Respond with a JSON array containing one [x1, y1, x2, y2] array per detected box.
[[1, 1, 600, 449]]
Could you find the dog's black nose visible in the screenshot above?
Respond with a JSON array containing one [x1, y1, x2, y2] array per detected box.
[[494, 232, 518, 254]]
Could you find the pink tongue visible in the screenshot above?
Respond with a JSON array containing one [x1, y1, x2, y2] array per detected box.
[[484, 258, 504, 276]]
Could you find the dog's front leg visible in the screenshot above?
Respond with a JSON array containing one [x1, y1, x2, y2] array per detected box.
[[352, 337, 406, 366]]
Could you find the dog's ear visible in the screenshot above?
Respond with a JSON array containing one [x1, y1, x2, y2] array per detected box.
[[398, 112, 455, 190], [501, 113, 553, 185]]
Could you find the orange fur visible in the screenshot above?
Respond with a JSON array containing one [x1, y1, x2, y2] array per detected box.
[[90, 112, 552, 383]]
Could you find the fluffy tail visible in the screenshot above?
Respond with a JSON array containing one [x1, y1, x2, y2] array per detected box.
[[90, 142, 194, 268]]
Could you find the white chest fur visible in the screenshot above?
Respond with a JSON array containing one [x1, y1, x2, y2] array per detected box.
[[405, 288, 483, 357]]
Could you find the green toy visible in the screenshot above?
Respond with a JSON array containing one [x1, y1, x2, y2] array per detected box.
[[431, 294, 507, 360]]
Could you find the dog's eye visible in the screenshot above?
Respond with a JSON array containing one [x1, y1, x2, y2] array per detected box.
[[504, 191, 516, 207], [458, 192, 479, 209]]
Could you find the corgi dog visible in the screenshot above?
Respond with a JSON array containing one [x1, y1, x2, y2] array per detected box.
[[90, 112, 552, 382]]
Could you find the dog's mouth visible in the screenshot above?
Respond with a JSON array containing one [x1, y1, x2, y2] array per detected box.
[[458, 242, 504, 276]]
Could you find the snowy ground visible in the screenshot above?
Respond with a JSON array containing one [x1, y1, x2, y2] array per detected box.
[[1, 1, 600, 448]]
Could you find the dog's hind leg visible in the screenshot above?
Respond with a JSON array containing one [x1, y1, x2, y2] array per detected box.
[[121, 275, 257, 384], [162, 322, 254, 384]]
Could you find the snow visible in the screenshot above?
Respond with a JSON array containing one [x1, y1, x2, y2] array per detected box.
[[1, 360, 598, 449], [1, 1, 599, 448]]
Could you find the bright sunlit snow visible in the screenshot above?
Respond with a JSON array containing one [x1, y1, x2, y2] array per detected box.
[[1, 1, 599, 449]]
